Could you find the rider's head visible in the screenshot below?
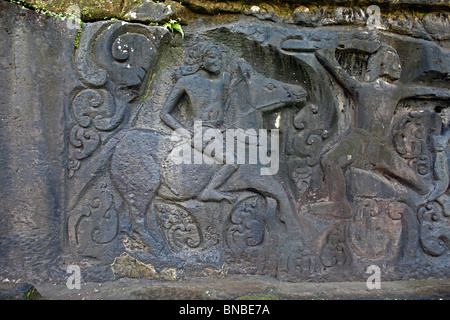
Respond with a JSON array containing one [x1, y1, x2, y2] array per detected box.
[[180, 42, 222, 76], [365, 44, 401, 82]]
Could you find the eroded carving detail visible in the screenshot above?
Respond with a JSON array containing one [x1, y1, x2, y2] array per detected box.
[[226, 195, 266, 256], [348, 199, 404, 261], [320, 223, 349, 269], [418, 198, 450, 257], [154, 201, 202, 253], [64, 20, 449, 281]]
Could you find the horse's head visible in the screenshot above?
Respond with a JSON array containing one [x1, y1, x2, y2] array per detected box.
[[236, 60, 307, 111]]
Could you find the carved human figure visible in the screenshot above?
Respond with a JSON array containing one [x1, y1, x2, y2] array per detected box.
[[110, 42, 308, 262], [313, 43, 450, 218], [160, 42, 238, 202], [160, 42, 309, 230]]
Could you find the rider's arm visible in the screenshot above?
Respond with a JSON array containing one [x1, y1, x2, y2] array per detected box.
[[400, 85, 450, 101], [160, 80, 187, 132], [315, 47, 361, 96]]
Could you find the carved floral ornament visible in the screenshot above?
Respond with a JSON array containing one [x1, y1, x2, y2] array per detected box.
[[68, 22, 170, 178]]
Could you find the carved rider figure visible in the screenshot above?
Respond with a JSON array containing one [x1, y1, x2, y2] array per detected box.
[[312, 43, 450, 218], [160, 42, 238, 202]]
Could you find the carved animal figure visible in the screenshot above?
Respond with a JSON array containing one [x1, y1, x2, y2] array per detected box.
[[109, 59, 307, 258]]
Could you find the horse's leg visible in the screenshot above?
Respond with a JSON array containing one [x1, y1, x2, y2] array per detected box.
[[110, 130, 181, 265]]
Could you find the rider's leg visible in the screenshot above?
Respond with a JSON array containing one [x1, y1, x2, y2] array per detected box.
[[312, 133, 364, 218], [375, 143, 430, 196], [199, 164, 238, 202], [224, 163, 298, 228]]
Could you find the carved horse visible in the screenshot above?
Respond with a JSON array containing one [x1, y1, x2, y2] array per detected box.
[[109, 60, 307, 258]]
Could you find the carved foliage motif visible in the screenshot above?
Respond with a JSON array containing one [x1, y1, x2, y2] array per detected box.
[[68, 88, 123, 177], [154, 201, 203, 253], [320, 223, 349, 269], [288, 102, 332, 198], [63, 20, 449, 280], [66, 22, 169, 257], [418, 198, 450, 257], [393, 111, 435, 178], [224, 195, 277, 275], [78, 184, 119, 246], [68, 183, 119, 258], [348, 199, 404, 261], [226, 195, 266, 256]]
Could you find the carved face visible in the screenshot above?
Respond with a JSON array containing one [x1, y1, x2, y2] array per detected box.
[[382, 50, 402, 80], [366, 45, 402, 82], [202, 47, 222, 75]]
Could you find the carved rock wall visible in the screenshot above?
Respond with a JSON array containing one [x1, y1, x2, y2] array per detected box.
[[0, 2, 78, 282], [0, 0, 449, 283]]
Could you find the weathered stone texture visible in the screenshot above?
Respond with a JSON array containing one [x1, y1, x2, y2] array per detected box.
[[0, 0, 449, 284], [0, 1, 79, 282]]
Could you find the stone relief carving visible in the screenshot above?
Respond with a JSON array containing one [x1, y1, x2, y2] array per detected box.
[[418, 198, 450, 257], [65, 21, 172, 270], [64, 19, 449, 281], [307, 41, 449, 218], [154, 201, 202, 252]]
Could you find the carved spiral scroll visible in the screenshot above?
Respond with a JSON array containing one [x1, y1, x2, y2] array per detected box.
[[154, 201, 202, 253], [69, 125, 100, 160], [72, 88, 125, 132], [418, 200, 450, 257], [75, 21, 168, 87], [226, 195, 266, 256]]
